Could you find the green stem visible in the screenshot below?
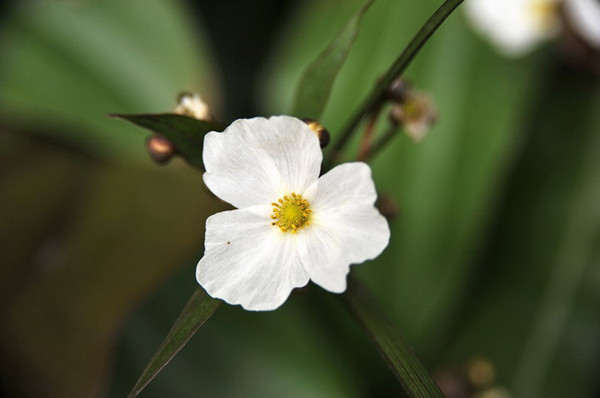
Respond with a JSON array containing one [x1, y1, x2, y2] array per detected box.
[[369, 121, 401, 159], [343, 275, 444, 398], [325, 0, 463, 168]]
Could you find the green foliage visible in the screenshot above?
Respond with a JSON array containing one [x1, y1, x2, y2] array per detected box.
[[0, 0, 218, 163], [291, 0, 374, 120], [343, 276, 444, 397], [445, 64, 600, 398]]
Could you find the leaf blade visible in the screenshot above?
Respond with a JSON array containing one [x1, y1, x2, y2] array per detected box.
[[291, 0, 374, 120], [343, 276, 444, 398], [128, 288, 220, 398], [111, 113, 222, 169]]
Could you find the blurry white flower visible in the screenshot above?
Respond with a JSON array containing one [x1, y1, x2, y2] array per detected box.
[[196, 116, 390, 311], [564, 0, 600, 50], [464, 0, 560, 57], [175, 92, 211, 120]]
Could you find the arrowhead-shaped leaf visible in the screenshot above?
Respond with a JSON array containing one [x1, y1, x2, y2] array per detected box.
[[111, 113, 222, 169]]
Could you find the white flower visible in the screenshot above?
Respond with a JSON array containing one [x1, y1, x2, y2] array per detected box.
[[564, 0, 600, 50], [196, 116, 390, 311], [464, 0, 561, 57]]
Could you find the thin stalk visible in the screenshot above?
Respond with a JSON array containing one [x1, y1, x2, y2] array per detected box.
[[370, 121, 401, 159], [325, 0, 463, 169], [357, 105, 382, 162]]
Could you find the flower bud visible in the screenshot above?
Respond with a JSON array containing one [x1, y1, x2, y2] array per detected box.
[[146, 135, 175, 164], [302, 118, 330, 148], [389, 91, 437, 143], [175, 92, 211, 120], [376, 195, 399, 221], [385, 78, 412, 103], [466, 357, 496, 389]]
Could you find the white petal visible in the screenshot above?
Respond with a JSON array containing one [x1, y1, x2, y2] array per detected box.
[[298, 163, 390, 293], [196, 206, 310, 311], [202, 116, 322, 208], [565, 0, 600, 50]]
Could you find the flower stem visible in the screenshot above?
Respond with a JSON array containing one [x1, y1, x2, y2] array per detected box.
[[325, 0, 464, 168], [369, 121, 401, 159], [342, 275, 444, 398], [357, 105, 382, 162]]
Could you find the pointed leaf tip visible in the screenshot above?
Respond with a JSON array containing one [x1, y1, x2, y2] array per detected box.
[[111, 113, 222, 169], [127, 288, 220, 397], [291, 0, 375, 120], [343, 276, 444, 398]]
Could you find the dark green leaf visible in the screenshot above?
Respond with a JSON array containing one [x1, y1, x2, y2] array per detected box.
[[291, 0, 374, 120], [128, 288, 221, 398], [444, 63, 600, 398], [343, 276, 444, 398], [111, 113, 221, 169]]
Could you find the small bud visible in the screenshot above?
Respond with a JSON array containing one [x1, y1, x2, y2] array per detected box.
[[146, 135, 175, 165], [376, 195, 399, 221], [433, 369, 471, 398], [385, 78, 412, 103], [466, 357, 496, 389], [175, 92, 211, 120], [389, 91, 437, 143], [302, 118, 330, 148]]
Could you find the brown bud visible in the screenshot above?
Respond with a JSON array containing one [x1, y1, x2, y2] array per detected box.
[[302, 118, 330, 148], [385, 78, 412, 103], [466, 357, 496, 390], [146, 135, 175, 165], [376, 195, 399, 221], [433, 369, 472, 398]]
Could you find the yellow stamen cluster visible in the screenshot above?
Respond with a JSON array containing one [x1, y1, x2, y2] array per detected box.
[[271, 192, 311, 233], [529, 1, 558, 31]]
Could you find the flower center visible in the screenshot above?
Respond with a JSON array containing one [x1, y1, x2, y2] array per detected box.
[[529, 0, 558, 31], [271, 192, 311, 233]]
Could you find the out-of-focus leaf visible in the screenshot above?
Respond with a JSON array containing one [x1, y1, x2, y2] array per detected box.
[[111, 113, 221, 169], [0, 139, 224, 398], [291, 0, 374, 120], [343, 276, 444, 398], [443, 63, 600, 398], [128, 288, 220, 398], [0, 133, 90, 307], [0, 0, 220, 163]]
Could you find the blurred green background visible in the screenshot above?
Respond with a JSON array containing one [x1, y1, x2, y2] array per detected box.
[[1, 0, 599, 397]]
